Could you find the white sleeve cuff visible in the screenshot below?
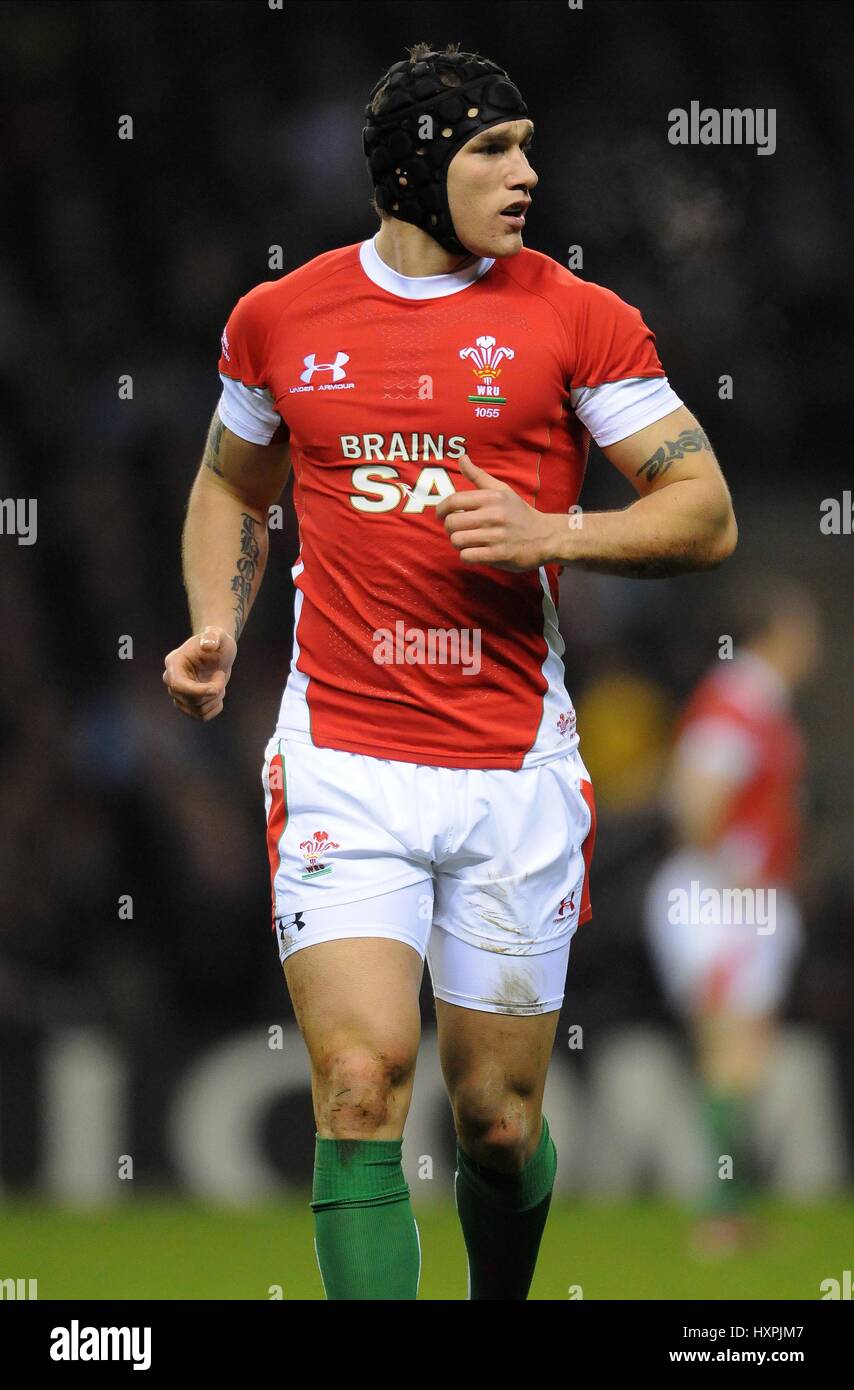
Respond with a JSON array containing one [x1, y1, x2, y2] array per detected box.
[[570, 375, 683, 448], [217, 373, 283, 445]]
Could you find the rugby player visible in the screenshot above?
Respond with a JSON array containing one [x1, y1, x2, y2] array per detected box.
[[644, 578, 820, 1255], [163, 43, 737, 1299]]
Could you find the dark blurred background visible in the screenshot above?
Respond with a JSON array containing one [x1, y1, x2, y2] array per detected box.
[[1, 0, 852, 1197]]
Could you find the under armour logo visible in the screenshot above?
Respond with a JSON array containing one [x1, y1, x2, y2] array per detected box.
[[300, 351, 349, 384], [554, 892, 576, 921], [278, 911, 306, 938]]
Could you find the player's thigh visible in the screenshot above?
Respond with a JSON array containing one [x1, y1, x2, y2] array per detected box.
[[285, 932, 424, 1067], [434, 993, 560, 1108], [430, 905, 565, 1118], [262, 735, 433, 1067], [286, 935, 425, 1139], [692, 1010, 777, 1089]]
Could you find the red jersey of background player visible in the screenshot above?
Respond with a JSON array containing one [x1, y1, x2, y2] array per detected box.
[[674, 651, 805, 886], [217, 235, 682, 769]]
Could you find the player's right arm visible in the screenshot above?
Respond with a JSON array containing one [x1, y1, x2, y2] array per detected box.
[[669, 761, 740, 851], [163, 409, 292, 721], [667, 717, 759, 852]]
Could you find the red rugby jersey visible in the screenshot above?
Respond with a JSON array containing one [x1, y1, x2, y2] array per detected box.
[[675, 653, 805, 886], [217, 237, 680, 768]]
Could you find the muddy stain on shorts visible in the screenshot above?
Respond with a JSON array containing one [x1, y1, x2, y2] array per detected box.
[[485, 966, 544, 1015]]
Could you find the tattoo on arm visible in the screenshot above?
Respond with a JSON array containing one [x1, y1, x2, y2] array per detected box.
[[635, 427, 712, 482], [203, 415, 225, 476], [230, 512, 262, 638]]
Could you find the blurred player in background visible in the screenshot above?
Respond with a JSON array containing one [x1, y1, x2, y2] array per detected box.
[[645, 576, 822, 1254], [163, 42, 737, 1299]]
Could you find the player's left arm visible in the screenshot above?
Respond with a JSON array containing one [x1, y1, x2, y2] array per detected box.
[[564, 404, 738, 575], [438, 404, 737, 574]]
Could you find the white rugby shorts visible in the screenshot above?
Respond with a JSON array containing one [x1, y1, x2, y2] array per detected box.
[[643, 849, 804, 1018], [261, 734, 597, 1016]]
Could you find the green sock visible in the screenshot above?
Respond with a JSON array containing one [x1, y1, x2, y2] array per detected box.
[[310, 1136, 420, 1299], [700, 1087, 754, 1214], [454, 1114, 557, 1300]]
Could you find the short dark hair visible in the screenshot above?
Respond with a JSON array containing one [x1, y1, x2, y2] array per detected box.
[[368, 41, 465, 119]]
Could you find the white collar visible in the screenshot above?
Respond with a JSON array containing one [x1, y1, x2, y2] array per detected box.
[[359, 233, 495, 301]]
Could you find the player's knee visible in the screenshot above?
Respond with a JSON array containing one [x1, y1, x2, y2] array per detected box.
[[453, 1085, 535, 1170], [313, 1042, 415, 1135]]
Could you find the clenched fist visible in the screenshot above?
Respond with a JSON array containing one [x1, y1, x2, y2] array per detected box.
[[163, 625, 237, 721]]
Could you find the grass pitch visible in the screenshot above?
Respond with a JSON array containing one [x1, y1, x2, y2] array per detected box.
[[2, 1197, 851, 1300]]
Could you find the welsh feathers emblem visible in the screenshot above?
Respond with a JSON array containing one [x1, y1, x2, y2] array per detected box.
[[460, 334, 515, 407], [299, 829, 340, 880]]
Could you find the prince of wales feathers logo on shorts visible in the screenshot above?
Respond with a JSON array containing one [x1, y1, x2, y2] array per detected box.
[[299, 830, 340, 880]]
